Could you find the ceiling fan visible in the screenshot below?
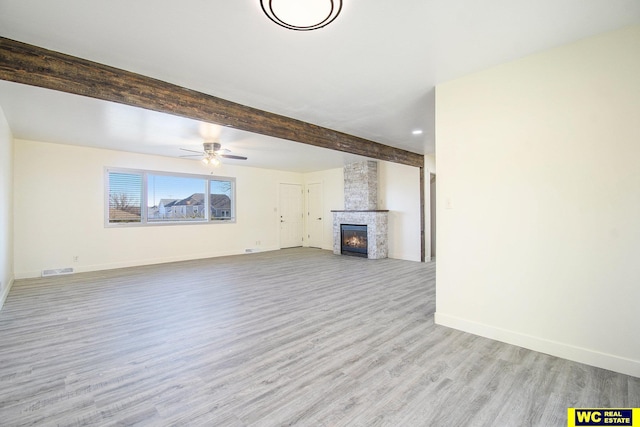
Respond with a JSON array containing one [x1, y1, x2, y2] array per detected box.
[[180, 142, 247, 166]]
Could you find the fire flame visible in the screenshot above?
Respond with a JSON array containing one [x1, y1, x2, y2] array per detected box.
[[344, 235, 366, 247]]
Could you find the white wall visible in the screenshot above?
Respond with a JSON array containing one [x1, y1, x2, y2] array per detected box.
[[303, 167, 344, 250], [435, 25, 640, 376], [0, 106, 14, 309], [13, 140, 302, 278], [378, 161, 421, 262]]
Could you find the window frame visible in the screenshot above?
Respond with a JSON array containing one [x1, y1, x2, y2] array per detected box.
[[104, 167, 236, 227]]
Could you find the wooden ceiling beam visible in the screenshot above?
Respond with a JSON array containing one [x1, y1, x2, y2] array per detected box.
[[0, 37, 424, 168]]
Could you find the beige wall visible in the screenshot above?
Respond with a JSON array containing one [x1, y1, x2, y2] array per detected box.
[[0, 106, 14, 309], [303, 167, 344, 250], [378, 161, 421, 262], [13, 140, 423, 279], [303, 162, 422, 259], [13, 139, 302, 278], [435, 25, 640, 376]]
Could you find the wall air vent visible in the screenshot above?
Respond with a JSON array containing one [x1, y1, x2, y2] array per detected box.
[[41, 268, 74, 277]]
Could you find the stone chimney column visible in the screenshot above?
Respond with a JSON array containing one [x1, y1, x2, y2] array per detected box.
[[343, 160, 378, 210]]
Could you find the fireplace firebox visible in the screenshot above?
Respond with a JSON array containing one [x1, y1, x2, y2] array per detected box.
[[341, 224, 368, 258]]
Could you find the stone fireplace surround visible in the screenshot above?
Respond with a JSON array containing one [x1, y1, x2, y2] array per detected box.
[[332, 161, 388, 259]]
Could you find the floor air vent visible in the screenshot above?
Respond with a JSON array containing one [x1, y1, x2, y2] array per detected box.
[[42, 267, 74, 277]]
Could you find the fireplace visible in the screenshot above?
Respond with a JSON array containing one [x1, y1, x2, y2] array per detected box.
[[332, 161, 388, 259], [341, 224, 368, 258]]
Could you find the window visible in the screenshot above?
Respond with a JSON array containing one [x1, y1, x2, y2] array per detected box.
[[210, 179, 233, 220], [108, 172, 142, 223], [106, 168, 235, 226], [148, 174, 206, 222]]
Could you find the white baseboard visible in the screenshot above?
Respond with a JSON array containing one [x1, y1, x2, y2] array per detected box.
[[387, 252, 421, 262], [435, 312, 640, 378], [15, 247, 282, 279], [0, 275, 14, 312]]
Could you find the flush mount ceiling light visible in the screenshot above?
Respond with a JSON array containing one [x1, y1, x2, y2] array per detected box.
[[260, 0, 343, 31]]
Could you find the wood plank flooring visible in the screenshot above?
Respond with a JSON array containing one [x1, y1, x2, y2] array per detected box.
[[0, 248, 637, 426]]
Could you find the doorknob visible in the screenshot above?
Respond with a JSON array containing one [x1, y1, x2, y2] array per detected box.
[[317, 217, 322, 220]]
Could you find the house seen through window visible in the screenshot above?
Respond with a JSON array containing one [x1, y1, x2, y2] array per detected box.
[[106, 168, 235, 225]]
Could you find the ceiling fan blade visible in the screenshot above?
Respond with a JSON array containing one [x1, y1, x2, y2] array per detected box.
[[180, 148, 204, 154], [179, 154, 204, 158], [220, 154, 248, 160]]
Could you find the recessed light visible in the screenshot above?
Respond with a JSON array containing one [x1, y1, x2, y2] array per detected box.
[[412, 130, 423, 135]]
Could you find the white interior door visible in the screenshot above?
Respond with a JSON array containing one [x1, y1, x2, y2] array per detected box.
[[306, 182, 323, 248], [280, 183, 303, 248]]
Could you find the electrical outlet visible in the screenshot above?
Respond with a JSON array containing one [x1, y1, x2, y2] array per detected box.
[[445, 197, 453, 210]]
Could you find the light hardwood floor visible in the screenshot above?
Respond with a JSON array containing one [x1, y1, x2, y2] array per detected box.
[[0, 248, 638, 426]]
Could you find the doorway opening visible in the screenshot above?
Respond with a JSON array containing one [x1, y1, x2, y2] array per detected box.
[[430, 173, 436, 260]]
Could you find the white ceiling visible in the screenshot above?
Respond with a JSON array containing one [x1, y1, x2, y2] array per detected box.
[[1, 0, 639, 172]]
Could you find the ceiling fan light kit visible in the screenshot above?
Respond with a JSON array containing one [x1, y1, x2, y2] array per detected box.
[[260, 0, 342, 31], [202, 156, 221, 167], [180, 141, 247, 166]]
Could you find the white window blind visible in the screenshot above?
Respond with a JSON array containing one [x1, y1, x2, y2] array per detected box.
[[108, 172, 142, 223]]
